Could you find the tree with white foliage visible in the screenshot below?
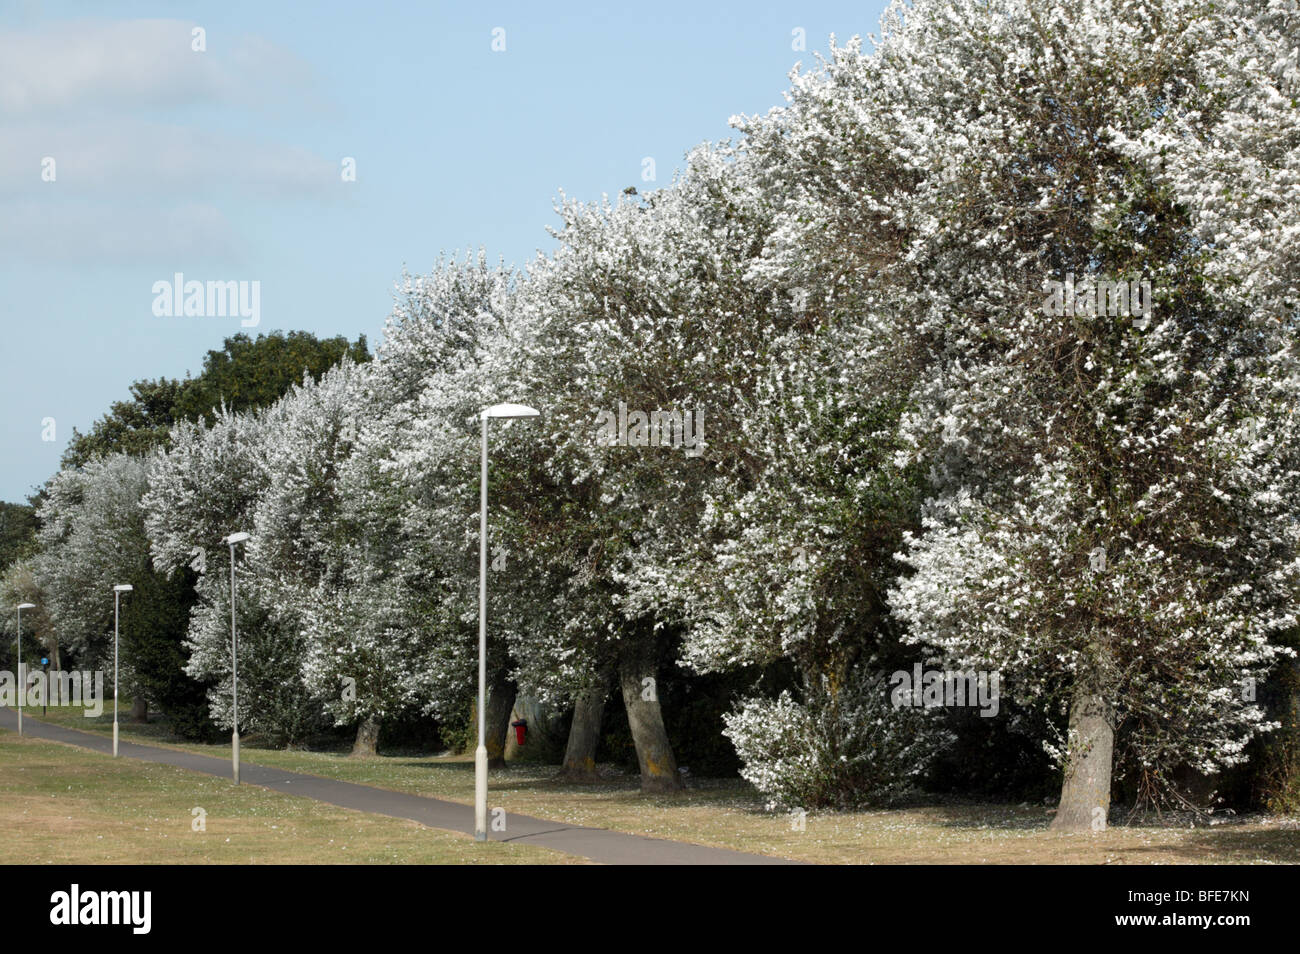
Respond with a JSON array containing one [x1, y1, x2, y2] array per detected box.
[[145, 403, 328, 744], [726, 0, 1300, 824], [249, 358, 401, 753], [605, 139, 948, 808], [500, 157, 781, 791], [27, 455, 168, 720], [332, 253, 530, 761], [33, 456, 151, 664], [1, 559, 56, 678]]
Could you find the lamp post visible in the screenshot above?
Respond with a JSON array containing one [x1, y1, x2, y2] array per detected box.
[[112, 585, 133, 756], [225, 532, 250, 784], [15, 603, 35, 735], [111, 587, 133, 759], [476, 402, 539, 841]]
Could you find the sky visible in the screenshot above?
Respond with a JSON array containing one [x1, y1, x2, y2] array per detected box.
[[0, 0, 890, 503]]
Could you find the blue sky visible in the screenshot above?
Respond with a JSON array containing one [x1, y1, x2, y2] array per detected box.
[[0, 0, 889, 502]]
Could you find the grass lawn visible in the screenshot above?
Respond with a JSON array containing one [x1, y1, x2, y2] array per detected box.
[[0, 732, 581, 864], [18, 702, 1300, 864]]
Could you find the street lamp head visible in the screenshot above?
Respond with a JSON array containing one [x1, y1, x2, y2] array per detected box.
[[225, 532, 251, 546], [481, 403, 540, 420], [113, 584, 133, 592], [16, 603, 35, 610]]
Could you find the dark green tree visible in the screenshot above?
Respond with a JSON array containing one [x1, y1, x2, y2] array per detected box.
[[171, 331, 371, 425], [60, 379, 185, 470], [60, 331, 370, 468], [0, 502, 36, 572], [43, 330, 369, 739]]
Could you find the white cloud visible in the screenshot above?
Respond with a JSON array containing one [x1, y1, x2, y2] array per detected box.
[[0, 18, 319, 115], [0, 119, 340, 197], [0, 17, 339, 266]]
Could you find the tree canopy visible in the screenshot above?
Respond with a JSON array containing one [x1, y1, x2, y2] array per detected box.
[[13, 0, 1300, 818]]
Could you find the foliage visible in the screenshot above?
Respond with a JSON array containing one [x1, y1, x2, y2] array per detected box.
[[723, 665, 951, 810], [170, 331, 371, 425], [15, 0, 1300, 811], [61, 332, 369, 468], [0, 502, 37, 572]]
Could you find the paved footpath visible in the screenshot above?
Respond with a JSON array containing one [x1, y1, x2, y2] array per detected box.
[[0, 708, 795, 865]]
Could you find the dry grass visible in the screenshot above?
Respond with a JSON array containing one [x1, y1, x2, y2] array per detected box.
[[0, 733, 582, 864], [21, 704, 1300, 864]]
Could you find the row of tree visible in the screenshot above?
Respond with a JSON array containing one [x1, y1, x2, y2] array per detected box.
[[5, 0, 1300, 825], [1, 332, 371, 737]]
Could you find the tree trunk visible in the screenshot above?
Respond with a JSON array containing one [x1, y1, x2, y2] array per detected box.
[[484, 673, 515, 769], [558, 687, 606, 782], [1051, 686, 1114, 831], [619, 641, 683, 793], [129, 696, 148, 724], [351, 714, 381, 757]]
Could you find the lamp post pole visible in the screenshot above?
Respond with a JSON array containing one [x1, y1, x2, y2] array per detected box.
[[476, 412, 489, 840], [15, 603, 35, 735], [225, 532, 250, 784], [112, 585, 133, 756], [475, 403, 539, 842]]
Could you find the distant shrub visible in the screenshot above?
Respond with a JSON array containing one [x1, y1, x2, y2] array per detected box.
[[723, 667, 951, 810]]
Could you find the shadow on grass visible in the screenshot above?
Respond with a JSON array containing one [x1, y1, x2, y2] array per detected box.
[[920, 801, 1300, 863], [908, 801, 1057, 832], [1099, 826, 1300, 864], [381, 757, 768, 807], [1162, 827, 1300, 863]]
